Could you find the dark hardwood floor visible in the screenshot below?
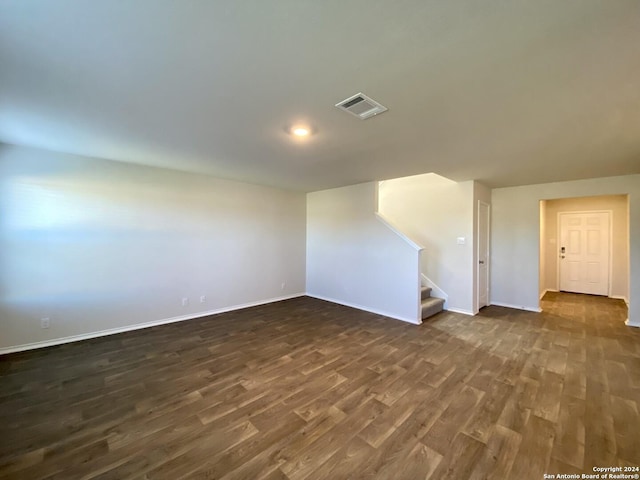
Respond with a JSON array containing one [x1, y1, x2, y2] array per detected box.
[[1, 293, 639, 479]]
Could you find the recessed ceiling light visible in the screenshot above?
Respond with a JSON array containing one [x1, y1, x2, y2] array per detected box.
[[292, 126, 310, 137]]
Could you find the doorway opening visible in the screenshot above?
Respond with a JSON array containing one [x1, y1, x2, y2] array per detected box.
[[539, 195, 630, 315]]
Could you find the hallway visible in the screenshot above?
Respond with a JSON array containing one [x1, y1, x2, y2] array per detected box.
[[541, 291, 629, 327]]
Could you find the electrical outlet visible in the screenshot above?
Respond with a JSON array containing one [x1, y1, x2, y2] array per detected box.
[[41, 317, 50, 329], [281, 282, 286, 290], [200, 295, 206, 303], [181, 297, 189, 307]]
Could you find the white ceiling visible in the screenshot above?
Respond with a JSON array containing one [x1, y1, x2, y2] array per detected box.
[[1, 1, 639, 192]]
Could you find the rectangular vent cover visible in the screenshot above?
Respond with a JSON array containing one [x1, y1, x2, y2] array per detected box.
[[335, 92, 388, 120]]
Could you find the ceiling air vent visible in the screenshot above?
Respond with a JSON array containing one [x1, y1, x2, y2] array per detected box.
[[335, 92, 388, 120]]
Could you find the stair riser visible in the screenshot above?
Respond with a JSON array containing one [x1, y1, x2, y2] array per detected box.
[[421, 297, 445, 320], [421, 287, 433, 300]]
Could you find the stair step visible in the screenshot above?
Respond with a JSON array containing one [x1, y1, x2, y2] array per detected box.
[[420, 286, 432, 300], [421, 296, 445, 320]]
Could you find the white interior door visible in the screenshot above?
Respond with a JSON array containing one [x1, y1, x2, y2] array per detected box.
[[478, 201, 490, 308], [559, 211, 610, 296]]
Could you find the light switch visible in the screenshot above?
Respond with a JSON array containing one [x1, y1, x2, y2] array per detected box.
[[457, 237, 466, 245]]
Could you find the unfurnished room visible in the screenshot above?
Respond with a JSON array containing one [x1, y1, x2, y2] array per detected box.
[[1, 1, 640, 479]]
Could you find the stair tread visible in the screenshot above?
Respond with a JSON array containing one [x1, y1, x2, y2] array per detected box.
[[421, 297, 444, 307]]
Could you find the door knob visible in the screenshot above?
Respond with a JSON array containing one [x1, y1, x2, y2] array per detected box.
[[561, 255, 565, 259], [479, 260, 485, 264]]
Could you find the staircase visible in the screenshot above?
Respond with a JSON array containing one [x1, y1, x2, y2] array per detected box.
[[421, 286, 445, 320]]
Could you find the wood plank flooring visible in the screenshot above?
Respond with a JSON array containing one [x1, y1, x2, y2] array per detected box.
[[1, 292, 639, 479]]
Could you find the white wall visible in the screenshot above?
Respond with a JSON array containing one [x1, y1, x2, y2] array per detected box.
[[378, 173, 476, 314], [0, 144, 307, 351], [306, 182, 422, 323], [539, 200, 547, 298], [492, 175, 640, 325]]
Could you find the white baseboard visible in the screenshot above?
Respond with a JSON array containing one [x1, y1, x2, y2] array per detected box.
[[611, 295, 630, 306], [0, 293, 306, 355], [625, 318, 639, 328], [446, 307, 475, 316], [489, 301, 542, 313], [539, 289, 558, 300], [307, 293, 421, 325]]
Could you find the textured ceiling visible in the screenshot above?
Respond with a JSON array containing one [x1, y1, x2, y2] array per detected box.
[[1, 0, 639, 191]]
